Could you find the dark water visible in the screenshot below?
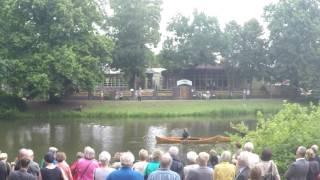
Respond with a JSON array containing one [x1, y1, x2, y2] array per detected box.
[[0, 117, 254, 163]]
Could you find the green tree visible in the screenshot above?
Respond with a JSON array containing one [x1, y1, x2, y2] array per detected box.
[[0, 0, 113, 102], [109, 0, 162, 88], [160, 11, 223, 71], [264, 0, 320, 96]]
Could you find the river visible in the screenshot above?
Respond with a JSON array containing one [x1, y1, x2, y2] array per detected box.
[[0, 117, 254, 163]]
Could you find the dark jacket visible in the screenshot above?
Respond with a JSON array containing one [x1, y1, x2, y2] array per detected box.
[[0, 161, 10, 180], [170, 155, 184, 180], [307, 159, 320, 180], [235, 166, 250, 180], [8, 169, 36, 180], [285, 158, 310, 180]]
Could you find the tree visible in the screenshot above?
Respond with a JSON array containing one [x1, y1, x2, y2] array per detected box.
[[0, 0, 113, 102], [264, 0, 320, 96], [109, 0, 162, 88], [160, 11, 223, 71]]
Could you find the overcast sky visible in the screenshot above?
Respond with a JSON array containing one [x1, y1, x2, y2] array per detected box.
[[155, 0, 278, 52]]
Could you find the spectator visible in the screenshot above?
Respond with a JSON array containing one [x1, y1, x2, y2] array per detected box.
[[93, 151, 115, 180], [214, 151, 236, 180], [8, 158, 36, 180], [168, 146, 184, 180], [147, 153, 180, 180], [0, 153, 11, 180], [208, 149, 219, 168], [73, 146, 99, 180], [242, 142, 260, 169], [40, 152, 63, 180], [285, 146, 309, 180], [145, 150, 162, 179], [133, 149, 149, 175], [235, 151, 250, 180], [107, 152, 143, 180], [186, 152, 212, 180], [255, 148, 280, 180], [306, 148, 320, 180], [183, 151, 198, 179], [56, 152, 73, 180], [70, 152, 83, 180]]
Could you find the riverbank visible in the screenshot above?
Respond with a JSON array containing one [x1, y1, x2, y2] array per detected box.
[[4, 99, 284, 119]]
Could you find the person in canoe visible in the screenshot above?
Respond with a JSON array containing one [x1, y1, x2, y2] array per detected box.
[[182, 128, 190, 140]]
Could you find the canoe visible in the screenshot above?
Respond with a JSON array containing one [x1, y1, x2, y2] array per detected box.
[[155, 135, 231, 144]]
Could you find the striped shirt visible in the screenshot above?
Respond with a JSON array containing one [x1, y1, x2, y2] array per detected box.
[[147, 168, 181, 180]]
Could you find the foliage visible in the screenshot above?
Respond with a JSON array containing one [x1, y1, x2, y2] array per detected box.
[[264, 0, 320, 96], [159, 11, 223, 71], [109, 0, 162, 88], [231, 103, 320, 173], [0, 0, 113, 102], [222, 19, 268, 90], [0, 93, 27, 111]]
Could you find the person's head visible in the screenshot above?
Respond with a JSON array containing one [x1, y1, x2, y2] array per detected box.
[[198, 152, 209, 166], [138, 149, 148, 161], [0, 153, 8, 161], [261, 148, 272, 161], [237, 151, 249, 167], [168, 146, 179, 157], [120, 152, 135, 167], [44, 152, 55, 164], [76, 152, 84, 159], [26, 149, 34, 161], [311, 145, 319, 154], [18, 148, 29, 160], [306, 148, 315, 160], [243, 142, 254, 152], [99, 151, 111, 166], [220, 151, 232, 163], [235, 142, 242, 149], [186, 151, 198, 164], [152, 149, 163, 161], [84, 146, 95, 160], [49, 147, 58, 154], [56, 152, 67, 163], [160, 153, 172, 169], [20, 158, 31, 169], [296, 146, 307, 158], [250, 166, 262, 180]]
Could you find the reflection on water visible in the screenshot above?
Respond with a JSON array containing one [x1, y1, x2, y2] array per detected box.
[[0, 117, 254, 163]]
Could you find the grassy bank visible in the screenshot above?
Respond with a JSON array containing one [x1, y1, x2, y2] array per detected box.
[[9, 99, 284, 119]]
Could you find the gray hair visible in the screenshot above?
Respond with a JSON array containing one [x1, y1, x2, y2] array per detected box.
[[138, 149, 149, 161], [49, 147, 58, 153], [99, 151, 111, 165], [311, 145, 319, 153], [120, 152, 135, 166], [244, 142, 254, 152], [26, 149, 34, 160], [198, 152, 209, 166], [238, 151, 249, 167], [160, 153, 172, 169], [220, 151, 232, 162], [84, 146, 95, 160], [297, 146, 307, 157], [168, 146, 179, 156], [18, 148, 29, 159], [186, 151, 198, 164]]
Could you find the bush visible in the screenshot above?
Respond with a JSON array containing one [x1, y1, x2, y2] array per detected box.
[[0, 93, 27, 111], [231, 103, 320, 173]]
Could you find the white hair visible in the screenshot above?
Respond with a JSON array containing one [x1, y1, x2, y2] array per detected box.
[[120, 152, 135, 166], [198, 152, 209, 166], [26, 149, 34, 160], [311, 145, 319, 153], [187, 151, 198, 163], [160, 153, 172, 169], [168, 146, 179, 156], [99, 151, 111, 163], [244, 142, 254, 152], [138, 149, 149, 161], [84, 146, 95, 160], [49, 147, 58, 153], [238, 151, 249, 167], [220, 151, 232, 162]]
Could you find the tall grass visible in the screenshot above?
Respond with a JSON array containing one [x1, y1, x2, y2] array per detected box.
[[17, 99, 283, 119]]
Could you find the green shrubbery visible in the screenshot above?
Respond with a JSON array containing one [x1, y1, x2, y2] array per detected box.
[[0, 92, 27, 118], [232, 103, 320, 173]]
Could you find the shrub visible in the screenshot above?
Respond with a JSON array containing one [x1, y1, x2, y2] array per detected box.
[[0, 93, 27, 111], [231, 103, 320, 173]]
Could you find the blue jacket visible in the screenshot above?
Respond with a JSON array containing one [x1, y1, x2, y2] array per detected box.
[[107, 166, 143, 180]]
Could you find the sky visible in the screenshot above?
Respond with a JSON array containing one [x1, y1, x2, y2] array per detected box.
[[155, 0, 278, 52]]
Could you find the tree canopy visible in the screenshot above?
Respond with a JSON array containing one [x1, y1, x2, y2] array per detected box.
[[109, 0, 162, 88], [0, 0, 113, 102], [159, 11, 223, 71]]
